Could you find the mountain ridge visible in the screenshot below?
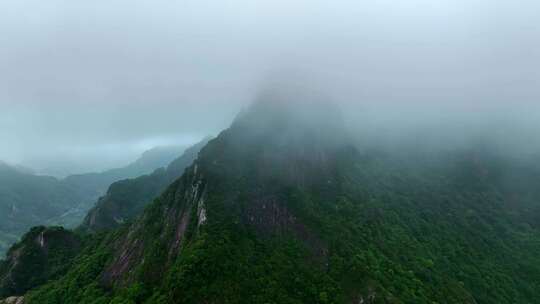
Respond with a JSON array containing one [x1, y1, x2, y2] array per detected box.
[[80, 137, 211, 232], [0, 143, 194, 257], [2, 98, 540, 303]]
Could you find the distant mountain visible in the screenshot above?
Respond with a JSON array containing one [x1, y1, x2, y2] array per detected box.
[[80, 137, 211, 232], [3, 97, 540, 303], [35, 145, 184, 178], [62, 145, 187, 200], [0, 163, 85, 257], [0, 145, 190, 257]]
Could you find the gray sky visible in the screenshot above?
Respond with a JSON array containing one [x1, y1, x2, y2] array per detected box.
[[1, 0, 539, 173]]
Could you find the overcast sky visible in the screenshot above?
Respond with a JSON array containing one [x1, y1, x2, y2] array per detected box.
[[1, 0, 539, 174]]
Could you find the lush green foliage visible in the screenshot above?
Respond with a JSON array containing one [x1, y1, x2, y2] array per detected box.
[[22, 147, 540, 304], [24, 230, 120, 303], [0, 227, 83, 297], [11, 102, 540, 303]]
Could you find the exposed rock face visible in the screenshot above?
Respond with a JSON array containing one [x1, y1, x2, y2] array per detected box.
[[0, 296, 24, 304], [100, 164, 207, 287]]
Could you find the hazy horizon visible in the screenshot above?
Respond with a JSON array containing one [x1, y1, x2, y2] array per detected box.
[[1, 0, 539, 173]]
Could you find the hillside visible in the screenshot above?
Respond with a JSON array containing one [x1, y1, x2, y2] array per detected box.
[[80, 138, 211, 232], [52, 144, 192, 228], [0, 139, 210, 298], [0, 226, 82, 298], [3, 97, 540, 303], [0, 145, 188, 257], [0, 163, 84, 257]]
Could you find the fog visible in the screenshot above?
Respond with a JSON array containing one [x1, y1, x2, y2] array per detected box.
[[1, 0, 539, 174]]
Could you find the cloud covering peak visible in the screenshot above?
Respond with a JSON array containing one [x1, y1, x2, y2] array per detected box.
[[0, 0, 539, 171]]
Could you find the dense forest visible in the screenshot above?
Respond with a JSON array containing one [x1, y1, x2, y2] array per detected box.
[[1, 100, 539, 304]]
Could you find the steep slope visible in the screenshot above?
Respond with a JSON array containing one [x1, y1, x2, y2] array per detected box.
[[80, 138, 211, 232], [11, 96, 540, 303]]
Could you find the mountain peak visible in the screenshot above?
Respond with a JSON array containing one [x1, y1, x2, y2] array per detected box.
[[230, 86, 348, 153], [239, 84, 342, 123]]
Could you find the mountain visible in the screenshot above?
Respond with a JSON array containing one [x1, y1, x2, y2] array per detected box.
[[0, 139, 211, 298], [0, 163, 85, 257], [0, 145, 189, 257], [3, 96, 540, 303], [50, 145, 191, 228], [0, 227, 81, 299], [80, 137, 211, 232], [35, 145, 184, 179], [62, 144, 187, 203]]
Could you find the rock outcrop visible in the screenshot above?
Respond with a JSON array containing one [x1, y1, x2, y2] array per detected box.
[[0, 296, 24, 304]]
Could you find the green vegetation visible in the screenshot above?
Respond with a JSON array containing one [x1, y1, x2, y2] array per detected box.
[[0, 227, 83, 298], [0, 163, 87, 258], [80, 138, 210, 232], [0, 145, 190, 257], [5, 102, 540, 303], [22, 149, 540, 303]]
